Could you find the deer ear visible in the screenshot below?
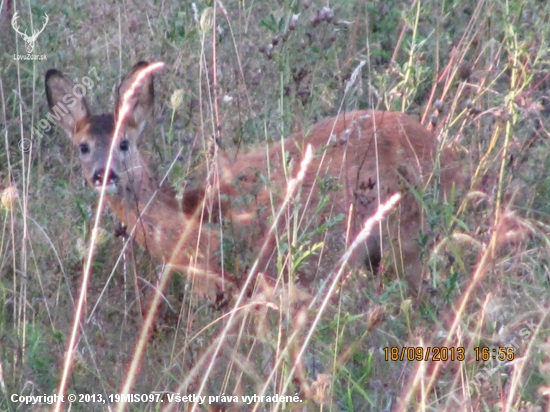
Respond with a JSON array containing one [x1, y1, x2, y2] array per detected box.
[[115, 61, 154, 136], [45, 69, 91, 137]]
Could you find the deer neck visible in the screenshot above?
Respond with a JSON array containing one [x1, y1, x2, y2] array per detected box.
[[102, 156, 220, 274], [104, 159, 182, 254]]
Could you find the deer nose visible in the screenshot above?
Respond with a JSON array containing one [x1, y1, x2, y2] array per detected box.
[[92, 168, 119, 187]]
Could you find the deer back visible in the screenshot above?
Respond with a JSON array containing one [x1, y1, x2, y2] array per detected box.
[[216, 110, 462, 290]]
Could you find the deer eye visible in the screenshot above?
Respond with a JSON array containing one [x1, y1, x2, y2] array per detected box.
[[79, 143, 90, 155], [119, 140, 129, 152]]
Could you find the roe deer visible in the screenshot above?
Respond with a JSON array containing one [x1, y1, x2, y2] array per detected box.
[[45, 61, 462, 299]]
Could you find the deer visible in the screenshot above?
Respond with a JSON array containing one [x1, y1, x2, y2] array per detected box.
[[45, 61, 462, 302]]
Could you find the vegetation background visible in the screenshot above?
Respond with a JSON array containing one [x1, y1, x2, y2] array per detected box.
[[1, 0, 550, 410]]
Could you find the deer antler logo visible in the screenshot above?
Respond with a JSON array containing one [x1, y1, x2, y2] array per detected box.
[[11, 11, 49, 54]]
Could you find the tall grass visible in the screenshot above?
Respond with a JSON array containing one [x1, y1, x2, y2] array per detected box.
[[1, 0, 550, 410]]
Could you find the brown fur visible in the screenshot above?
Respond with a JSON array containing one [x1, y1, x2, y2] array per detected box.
[[45, 62, 463, 298]]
